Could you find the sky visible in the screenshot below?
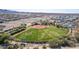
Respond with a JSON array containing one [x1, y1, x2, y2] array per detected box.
[[0, 0, 79, 13]]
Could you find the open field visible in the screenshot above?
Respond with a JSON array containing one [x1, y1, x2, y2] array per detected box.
[[15, 25, 68, 42]]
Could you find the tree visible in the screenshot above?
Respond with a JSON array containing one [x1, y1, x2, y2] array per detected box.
[[21, 23, 26, 28], [0, 32, 10, 44]]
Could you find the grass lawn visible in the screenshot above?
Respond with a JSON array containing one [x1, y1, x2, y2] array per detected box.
[[15, 26, 68, 42]]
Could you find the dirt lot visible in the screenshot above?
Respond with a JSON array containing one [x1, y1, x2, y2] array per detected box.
[[32, 25, 48, 29]]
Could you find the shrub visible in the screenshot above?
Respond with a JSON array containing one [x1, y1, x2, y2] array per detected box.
[[13, 44, 19, 49], [20, 43, 25, 49], [67, 40, 75, 47], [7, 44, 14, 49], [42, 45, 47, 49], [62, 37, 76, 47], [7, 44, 19, 49], [75, 33, 79, 42], [33, 46, 39, 49], [48, 39, 61, 49]]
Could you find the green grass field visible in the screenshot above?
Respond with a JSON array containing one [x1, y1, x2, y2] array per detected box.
[[15, 26, 68, 42]]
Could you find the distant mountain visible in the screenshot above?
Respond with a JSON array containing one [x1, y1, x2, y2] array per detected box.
[[0, 9, 18, 14], [0, 9, 79, 16]]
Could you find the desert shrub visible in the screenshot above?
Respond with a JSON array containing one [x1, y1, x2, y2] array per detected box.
[[75, 33, 79, 42], [7, 44, 14, 49], [48, 39, 61, 49], [67, 40, 75, 47], [7, 44, 19, 49], [20, 43, 25, 49], [42, 45, 47, 49], [33, 46, 39, 49], [13, 44, 19, 49], [49, 36, 76, 48], [62, 37, 76, 47]]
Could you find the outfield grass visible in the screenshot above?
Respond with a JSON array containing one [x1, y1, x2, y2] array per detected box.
[[15, 26, 68, 42]]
